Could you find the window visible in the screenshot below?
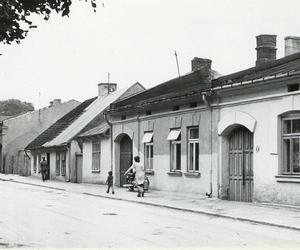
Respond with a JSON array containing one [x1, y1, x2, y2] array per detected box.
[[282, 116, 300, 174], [61, 151, 66, 176], [145, 110, 152, 116], [188, 127, 199, 172], [92, 141, 101, 172], [167, 130, 181, 171], [143, 132, 154, 170], [56, 152, 60, 176]]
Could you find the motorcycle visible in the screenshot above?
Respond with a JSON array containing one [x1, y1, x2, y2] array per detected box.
[[123, 171, 150, 192]]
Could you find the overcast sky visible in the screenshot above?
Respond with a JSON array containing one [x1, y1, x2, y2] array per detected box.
[[1, 0, 300, 109]]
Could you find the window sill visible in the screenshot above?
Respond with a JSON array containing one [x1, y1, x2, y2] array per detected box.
[[145, 169, 154, 175], [184, 172, 201, 178], [167, 171, 182, 177], [275, 175, 300, 183], [92, 170, 100, 173]]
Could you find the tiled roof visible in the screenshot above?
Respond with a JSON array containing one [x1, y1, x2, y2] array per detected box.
[[25, 97, 97, 150], [77, 122, 110, 138], [212, 52, 300, 88], [110, 69, 216, 112]]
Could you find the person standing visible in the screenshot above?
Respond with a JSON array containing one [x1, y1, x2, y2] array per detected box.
[[106, 171, 115, 194], [40, 157, 48, 182], [124, 156, 145, 197]]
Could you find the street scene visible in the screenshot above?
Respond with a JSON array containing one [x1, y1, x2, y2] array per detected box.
[[1, 178, 300, 249], [1, 0, 300, 249]]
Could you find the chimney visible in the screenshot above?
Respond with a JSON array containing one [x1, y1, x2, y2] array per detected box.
[[285, 36, 300, 56], [191, 57, 212, 83], [98, 83, 117, 99], [49, 101, 53, 107], [255, 34, 277, 67], [53, 99, 61, 105]]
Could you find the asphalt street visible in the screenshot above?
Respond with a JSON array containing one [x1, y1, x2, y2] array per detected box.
[[0, 180, 300, 249]]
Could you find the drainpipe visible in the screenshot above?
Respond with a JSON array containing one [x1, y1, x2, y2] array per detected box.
[[137, 114, 141, 153], [104, 111, 113, 171], [202, 92, 213, 198]]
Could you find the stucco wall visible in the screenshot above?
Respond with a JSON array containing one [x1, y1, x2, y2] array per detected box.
[[1, 100, 79, 175], [112, 108, 220, 196], [82, 138, 111, 184], [218, 92, 300, 205]]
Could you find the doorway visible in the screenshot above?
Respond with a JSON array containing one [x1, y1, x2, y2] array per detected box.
[[119, 135, 133, 186], [228, 126, 253, 202]]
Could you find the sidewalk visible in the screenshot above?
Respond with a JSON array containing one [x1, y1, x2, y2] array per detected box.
[[1, 173, 300, 232]]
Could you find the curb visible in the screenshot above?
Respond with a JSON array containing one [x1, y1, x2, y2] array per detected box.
[[0, 178, 66, 191], [82, 192, 300, 232], [2, 177, 300, 232]]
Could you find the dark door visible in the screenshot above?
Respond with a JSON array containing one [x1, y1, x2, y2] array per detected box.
[[229, 127, 253, 202], [120, 135, 132, 186], [46, 153, 50, 180], [76, 153, 83, 183]]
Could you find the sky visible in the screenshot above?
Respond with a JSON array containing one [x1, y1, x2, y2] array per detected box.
[[0, 0, 300, 109]]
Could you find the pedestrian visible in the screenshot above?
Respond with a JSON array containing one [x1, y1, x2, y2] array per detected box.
[[106, 171, 115, 194], [40, 157, 48, 182], [124, 156, 145, 197]]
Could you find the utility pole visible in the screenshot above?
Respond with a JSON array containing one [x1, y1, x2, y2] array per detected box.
[[174, 50, 181, 77]]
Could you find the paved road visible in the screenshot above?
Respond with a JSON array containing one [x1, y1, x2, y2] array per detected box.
[[0, 181, 300, 249]]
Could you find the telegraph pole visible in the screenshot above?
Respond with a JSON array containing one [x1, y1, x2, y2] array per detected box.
[[174, 50, 181, 77]]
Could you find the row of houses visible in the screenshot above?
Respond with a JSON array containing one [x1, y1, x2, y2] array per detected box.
[[2, 34, 300, 206]]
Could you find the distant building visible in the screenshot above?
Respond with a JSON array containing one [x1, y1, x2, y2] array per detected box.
[[25, 83, 145, 183], [108, 35, 300, 206], [0, 99, 80, 176]]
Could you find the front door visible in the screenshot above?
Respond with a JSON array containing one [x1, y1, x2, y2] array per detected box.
[[120, 135, 132, 186], [229, 127, 253, 202], [46, 153, 50, 180]]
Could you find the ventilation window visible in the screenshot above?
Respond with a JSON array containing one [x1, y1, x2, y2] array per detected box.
[[190, 102, 197, 108], [288, 84, 300, 92], [145, 110, 152, 116], [121, 115, 126, 120], [172, 106, 179, 111]]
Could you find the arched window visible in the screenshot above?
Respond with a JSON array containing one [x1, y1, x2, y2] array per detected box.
[[281, 113, 300, 175]]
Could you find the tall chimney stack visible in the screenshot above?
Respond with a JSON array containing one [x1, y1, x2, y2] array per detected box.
[[191, 57, 212, 83], [98, 83, 117, 99], [285, 36, 300, 57], [255, 34, 277, 67]]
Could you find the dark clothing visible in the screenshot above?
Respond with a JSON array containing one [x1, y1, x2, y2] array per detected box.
[[106, 175, 113, 186], [106, 175, 114, 194], [40, 160, 48, 181]]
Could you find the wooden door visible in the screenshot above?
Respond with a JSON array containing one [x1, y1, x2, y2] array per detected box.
[[120, 135, 132, 186], [76, 153, 83, 183], [229, 127, 253, 202]]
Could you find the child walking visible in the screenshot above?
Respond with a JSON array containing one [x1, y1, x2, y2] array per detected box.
[[106, 171, 115, 194]]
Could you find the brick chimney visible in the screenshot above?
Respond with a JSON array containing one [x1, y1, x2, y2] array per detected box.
[[285, 36, 300, 56], [255, 34, 277, 67], [98, 83, 117, 99], [53, 99, 61, 105], [191, 57, 212, 83]]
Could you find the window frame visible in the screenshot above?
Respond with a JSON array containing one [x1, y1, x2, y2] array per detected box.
[[282, 115, 300, 175], [187, 127, 199, 172], [56, 152, 61, 176], [92, 140, 101, 172], [144, 140, 154, 171], [169, 130, 181, 172], [61, 151, 66, 176]]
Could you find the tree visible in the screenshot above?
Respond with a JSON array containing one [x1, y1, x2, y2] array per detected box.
[[0, 0, 96, 44], [0, 99, 34, 116]]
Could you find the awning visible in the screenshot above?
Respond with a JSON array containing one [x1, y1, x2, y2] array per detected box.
[[167, 130, 181, 140], [142, 132, 153, 143]]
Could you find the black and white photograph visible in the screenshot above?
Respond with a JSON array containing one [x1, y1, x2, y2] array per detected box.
[[0, 0, 300, 249]]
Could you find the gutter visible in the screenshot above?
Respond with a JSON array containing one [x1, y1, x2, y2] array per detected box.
[[104, 111, 113, 171], [202, 92, 213, 198]]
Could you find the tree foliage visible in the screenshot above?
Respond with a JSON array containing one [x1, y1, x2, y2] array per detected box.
[[0, 0, 96, 44], [0, 99, 34, 116]]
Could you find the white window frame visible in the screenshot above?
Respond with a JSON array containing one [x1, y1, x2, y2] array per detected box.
[[145, 142, 153, 170], [168, 130, 181, 172], [92, 140, 101, 172], [188, 127, 199, 172], [282, 115, 300, 175]]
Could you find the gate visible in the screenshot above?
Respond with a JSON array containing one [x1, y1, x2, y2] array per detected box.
[[229, 127, 253, 202], [120, 135, 132, 186]]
